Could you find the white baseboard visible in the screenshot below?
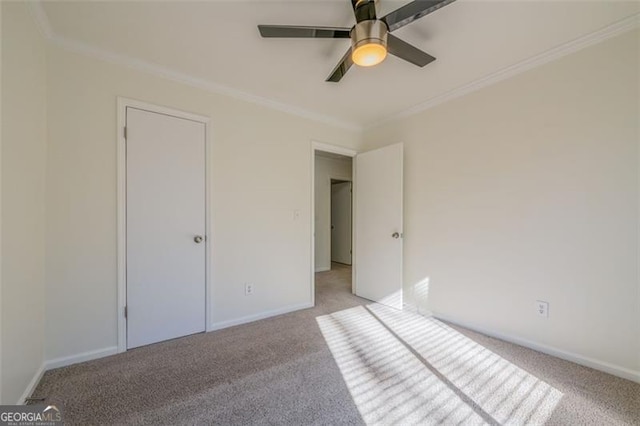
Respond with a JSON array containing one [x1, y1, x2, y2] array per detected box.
[[17, 347, 118, 403], [20, 302, 314, 402], [43, 301, 315, 369], [45, 346, 118, 370], [18, 363, 46, 405], [434, 313, 640, 384], [315, 266, 330, 273], [209, 302, 314, 331]]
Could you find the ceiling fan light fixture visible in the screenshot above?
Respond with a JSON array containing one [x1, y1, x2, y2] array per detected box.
[[351, 20, 388, 67], [352, 42, 387, 67], [258, 0, 455, 82]]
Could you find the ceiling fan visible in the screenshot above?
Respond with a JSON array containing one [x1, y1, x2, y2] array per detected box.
[[258, 0, 456, 82]]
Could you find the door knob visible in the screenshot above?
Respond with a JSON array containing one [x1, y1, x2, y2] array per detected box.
[[194, 235, 204, 244], [392, 232, 400, 239]]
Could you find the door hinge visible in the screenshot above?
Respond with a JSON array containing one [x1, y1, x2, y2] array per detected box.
[[124, 306, 128, 319], [124, 126, 128, 140]]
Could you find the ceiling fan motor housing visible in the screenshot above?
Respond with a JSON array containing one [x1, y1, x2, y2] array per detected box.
[[257, 0, 452, 81], [351, 20, 388, 52]]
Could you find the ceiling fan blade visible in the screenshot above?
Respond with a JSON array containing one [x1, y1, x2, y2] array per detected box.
[[350, 0, 377, 23], [258, 25, 351, 39], [326, 48, 354, 82], [381, 0, 456, 32], [387, 34, 435, 67]]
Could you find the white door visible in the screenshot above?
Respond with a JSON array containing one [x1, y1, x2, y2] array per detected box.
[[355, 143, 403, 309], [331, 181, 352, 265], [126, 107, 206, 349]]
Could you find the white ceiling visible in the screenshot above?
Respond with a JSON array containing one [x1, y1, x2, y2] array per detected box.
[[40, 0, 639, 128]]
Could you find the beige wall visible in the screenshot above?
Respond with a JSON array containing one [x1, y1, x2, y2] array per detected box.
[[45, 45, 362, 361], [1, 2, 48, 403], [314, 154, 352, 271], [2, 1, 637, 395], [365, 30, 640, 374]]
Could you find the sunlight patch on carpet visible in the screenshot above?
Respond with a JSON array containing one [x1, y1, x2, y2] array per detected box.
[[318, 304, 563, 425], [317, 306, 485, 425]]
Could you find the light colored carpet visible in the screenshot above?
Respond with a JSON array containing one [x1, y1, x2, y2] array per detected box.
[[34, 263, 640, 425]]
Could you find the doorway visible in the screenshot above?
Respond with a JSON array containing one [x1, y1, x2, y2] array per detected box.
[[311, 141, 404, 311], [314, 151, 353, 272], [117, 98, 212, 352], [311, 142, 356, 305], [331, 180, 352, 265]]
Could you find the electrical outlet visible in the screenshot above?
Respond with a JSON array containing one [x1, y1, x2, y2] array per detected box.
[[536, 300, 549, 318], [245, 283, 253, 296]]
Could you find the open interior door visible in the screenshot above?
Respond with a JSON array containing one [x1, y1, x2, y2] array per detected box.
[[354, 143, 403, 309], [331, 181, 353, 265]]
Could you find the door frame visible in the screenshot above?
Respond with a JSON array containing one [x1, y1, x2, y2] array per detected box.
[[317, 175, 351, 273], [329, 178, 352, 266], [116, 97, 213, 353], [310, 141, 357, 306]]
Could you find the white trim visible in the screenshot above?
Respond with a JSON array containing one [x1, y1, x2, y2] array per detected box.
[[310, 144, 316, 306], [313, 142, 358, 158], [27, 1, 358, 131], [205, 112, 215, 333], [50, 35, 359, 132], [116, 99, 127, 353], [351, 158, 357, 295], [209, 302, 314, 331], [27, 2, 357, 131], [45, 347, 119, 371], [119, 98, 210, 123], [327, 174, 353, 268], [28, 2, 639, 131], [311, 141, 358, 306], [372, 13, 640, 128], [315, 266, 331, 273], [398, 144, 404, 306], [434, 313, 640, 384], [17, 346, 118, 404], [116, 97, 213, 352], [17, 364, 45, 405], [28, 2, 53, 40]]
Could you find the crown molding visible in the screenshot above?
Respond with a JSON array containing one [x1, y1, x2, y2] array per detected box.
[[28, 2, 638, 133], [27, 2, 361, 132], [50, 35, 362, 131], [370, 12, 640, 129], [28, 1, 53, 40]]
